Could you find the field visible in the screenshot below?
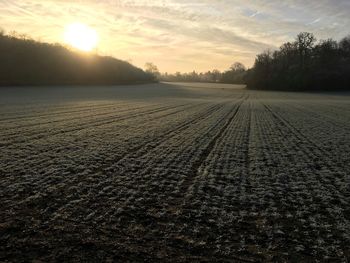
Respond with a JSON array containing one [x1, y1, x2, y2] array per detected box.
[[0, 82, 349, 262]]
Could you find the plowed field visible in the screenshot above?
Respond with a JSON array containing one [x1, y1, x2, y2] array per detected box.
[[1, 83, 349, 262]]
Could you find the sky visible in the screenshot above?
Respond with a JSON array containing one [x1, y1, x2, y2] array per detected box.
[[1, 0, 350, 72]]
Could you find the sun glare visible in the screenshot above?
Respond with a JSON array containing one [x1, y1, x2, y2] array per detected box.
[[64, 23, 98, 52]]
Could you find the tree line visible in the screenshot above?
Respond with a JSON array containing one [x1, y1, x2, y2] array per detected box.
[[0, 30, 154, 86], [2, 29, 349, 90], [155, 32, 350, 91], [246, 32, 350, 91], [159, 62, 246, 84]]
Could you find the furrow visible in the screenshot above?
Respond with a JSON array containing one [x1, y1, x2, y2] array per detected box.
[[262, 102, 349, 171], [0, 103, 158, 134], [168, 97, 246, 208], [0, 103, 188, 147], [0, 101, 127, 121]]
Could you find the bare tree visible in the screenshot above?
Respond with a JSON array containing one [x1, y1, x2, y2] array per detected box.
[[339, 36, 350, 55], [145, 62, 160, 80], [230, 62, 246, 72], [296, 32, 316, 69]]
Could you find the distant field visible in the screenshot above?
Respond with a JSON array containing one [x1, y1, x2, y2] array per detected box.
[[0, 83, 349, 262]]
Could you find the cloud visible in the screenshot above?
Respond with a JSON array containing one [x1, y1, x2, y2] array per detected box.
[[1, 0, 350, 72]]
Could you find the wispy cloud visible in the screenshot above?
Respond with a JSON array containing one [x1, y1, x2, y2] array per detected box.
[[307, 18, 321, 26], [1, 0, 349, 72]]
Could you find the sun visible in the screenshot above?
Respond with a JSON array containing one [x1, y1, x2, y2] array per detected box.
[[64, 23, 98, 52]]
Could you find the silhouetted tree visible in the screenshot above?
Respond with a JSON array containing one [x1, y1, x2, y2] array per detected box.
[[296, 32, 317, 69], [230, 62, 246, 72], [220, 62, 247, 84], [160, 63, 247, 84], [339, 36, 350, 57], [0, 31, 154, 86], [145, 62, 160, 81], [246, 32, 350, 91]]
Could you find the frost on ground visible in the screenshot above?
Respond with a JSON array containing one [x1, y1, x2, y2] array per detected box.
[[0, 83, 349, 262]]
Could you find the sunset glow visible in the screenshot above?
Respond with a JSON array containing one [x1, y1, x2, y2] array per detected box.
[[1, 0, 350, 72], [64, 23, 98, 52]]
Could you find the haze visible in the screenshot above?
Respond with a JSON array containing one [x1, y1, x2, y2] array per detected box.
[[1, 0, 350, 72]]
